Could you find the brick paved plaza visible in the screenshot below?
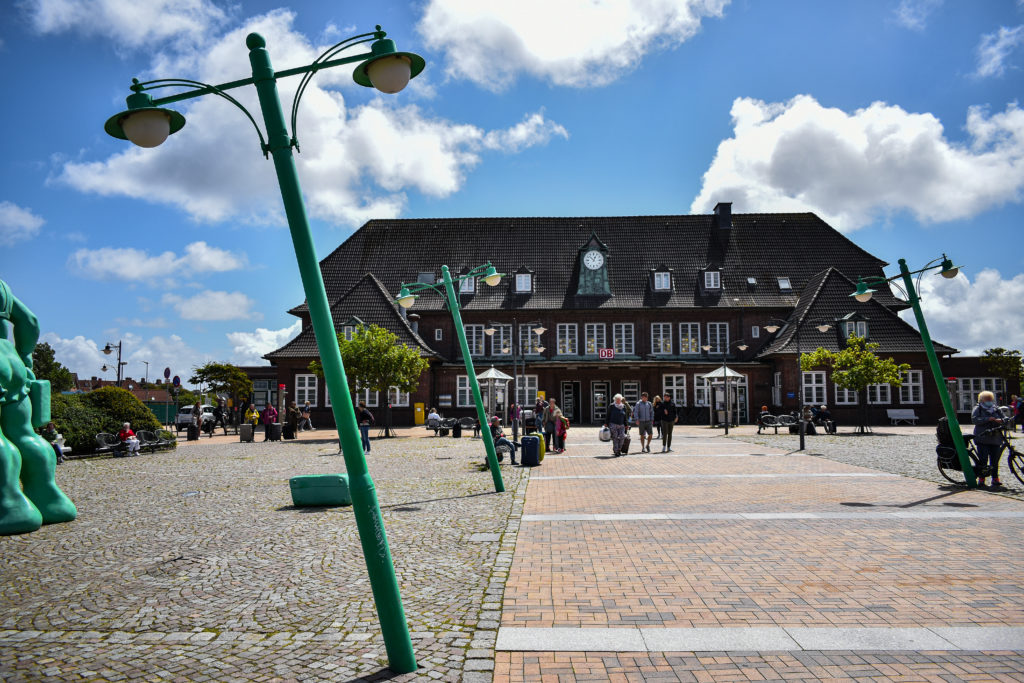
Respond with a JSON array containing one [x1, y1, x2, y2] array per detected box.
[[2, 426, 1024, 681]]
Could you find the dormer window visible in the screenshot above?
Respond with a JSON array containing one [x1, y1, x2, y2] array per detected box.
[[777, 276, 792, 291], [653, 271, 671, 291], [417, 271, 434, 284], [342, 326, 356, 341], [705, 271, 721, 289], [515, 267, 533, 293], [460, 277, 475, 293], [845, 320, 868, 338], [747, 277, 757, 288]]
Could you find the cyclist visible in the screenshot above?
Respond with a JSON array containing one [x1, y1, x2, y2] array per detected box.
[[972, 390, 1006, 489]]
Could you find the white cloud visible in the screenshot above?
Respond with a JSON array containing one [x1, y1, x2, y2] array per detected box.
[[162, 290, 261, 321], [893, 0, 942, 31], [57, 10, 567, 228], [418, 0, 728, 92], [226, 320, 302, 366], [975, 25, 1024, 78], [19, 0, 227, 47], [40, 331, 211, 387], [69, 241, 247, 281], [0, 201, 44, 244], [691, 95, 1024, 231], [900, 269, 1024, 356]]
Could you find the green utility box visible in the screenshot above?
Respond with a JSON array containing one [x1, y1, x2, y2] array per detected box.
[[289, 474, 351, 507]]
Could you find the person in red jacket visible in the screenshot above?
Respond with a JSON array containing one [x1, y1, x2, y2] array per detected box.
[[262, 404, 278, 441], [118, 422, 141, 455]]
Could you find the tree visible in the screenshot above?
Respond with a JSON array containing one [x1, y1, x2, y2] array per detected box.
[[309, 324, 430, 434], [189, 362, 254, 405], [32, 342, 76, 392], [980, 348, 1023, 395], [801, 335, 910, 433]]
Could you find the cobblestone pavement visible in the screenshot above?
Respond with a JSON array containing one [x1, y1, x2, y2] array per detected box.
[[1, 434, 526, 681], [731, 429, 1024, 501]]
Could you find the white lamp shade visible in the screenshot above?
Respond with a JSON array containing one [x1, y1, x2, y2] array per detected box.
[[122, 110, 172, 148], [854, 292, 873, 303], [483, 274, 501, 286], [367, 55, 412, 94], [940, 266, 959, 279]]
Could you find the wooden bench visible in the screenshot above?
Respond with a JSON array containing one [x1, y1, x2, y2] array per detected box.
[[887, 409, 919, 425]]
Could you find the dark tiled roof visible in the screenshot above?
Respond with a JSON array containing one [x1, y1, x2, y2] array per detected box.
[[266, 274, 438, 361], [757, 268, 957, 356], [288, 212, 905, 314]]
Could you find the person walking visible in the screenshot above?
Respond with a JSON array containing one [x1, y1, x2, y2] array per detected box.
[[533, 396, 548, 434], [212, 400, 228, 435], [300, 400, 315, 431], [605, 393, 629, 456], [286, 401, 301, 438], [542, 397, 559, 452], [262, 403, 278, 441], [356, 400, 375, 453], [658, 393, 678, 452], [633, 392, 654, 453], [973, 390, 1005, 489], [652, 395, 663, 440]]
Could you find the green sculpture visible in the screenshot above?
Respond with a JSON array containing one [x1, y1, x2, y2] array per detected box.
[[0, 280, 77, 535]]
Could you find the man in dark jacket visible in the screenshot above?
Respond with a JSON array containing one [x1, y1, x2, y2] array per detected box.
[[656, 393, 678, 452]]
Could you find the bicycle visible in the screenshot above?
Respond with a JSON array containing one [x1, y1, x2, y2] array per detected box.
[[935, 417, 1024, 487]]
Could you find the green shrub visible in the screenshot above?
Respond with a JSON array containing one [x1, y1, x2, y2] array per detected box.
[[49, 388, 173, 454]]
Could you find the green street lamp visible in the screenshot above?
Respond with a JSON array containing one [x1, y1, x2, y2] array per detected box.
[[104, 26, 424, 673], [396, 263, 507, 493], [849, 255, 973, 486]]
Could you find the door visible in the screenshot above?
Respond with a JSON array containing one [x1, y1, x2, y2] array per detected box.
[[592, 381, 610, 424], [561, 381, 581, 422]]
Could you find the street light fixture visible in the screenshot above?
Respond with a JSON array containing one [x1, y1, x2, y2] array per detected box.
[[701, 340, 748, 435], [141, 360, 150, 385], [850, 254, 974, 486], [102, 341, 126, 387], [104, 26, 425, 673], [763, 317, 833, 451], [395, 263, 506, 494]]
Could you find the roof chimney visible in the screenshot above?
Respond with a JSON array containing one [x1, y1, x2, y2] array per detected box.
[[714, 202, 732, 229]]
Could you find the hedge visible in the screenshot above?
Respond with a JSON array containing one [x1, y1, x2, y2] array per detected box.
[[50, 387, 173, 454]]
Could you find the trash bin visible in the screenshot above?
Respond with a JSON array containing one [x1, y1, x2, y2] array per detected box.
[[187, 423, 199, 441], [289, 474, 351, 506], [239, 423, 254, 442], [452, 422, 462, 438], [267, 422, 283, 441]]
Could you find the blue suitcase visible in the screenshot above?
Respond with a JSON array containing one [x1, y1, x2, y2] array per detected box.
[[521, 435, 541, 467]]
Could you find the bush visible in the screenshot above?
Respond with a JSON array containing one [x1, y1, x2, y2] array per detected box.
[[49, 387, 172, 454]]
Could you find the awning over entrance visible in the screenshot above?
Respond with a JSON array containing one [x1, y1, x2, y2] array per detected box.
[[477, 367, 514, 381], [699, 367, 745, 380]]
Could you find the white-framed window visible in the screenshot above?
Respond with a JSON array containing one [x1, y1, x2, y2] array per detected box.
[[778, 277, 792, 290], [557, 323, 578, 355], [653, 271, 671, 291], [679, 323, 700, 354], [900, 370, 924, 404], [515, 273, 532, 292], [417, 271, 434, 284], [772, 371, 782, 406], [835, 385, 858, 405], [324, 383, 331, 407], [584, 323, 606, 355], [517, 375, 538, 406], [463, 324, 485, 357], [295, 374, 318, 407], [354, 383, 379, 408], [651, 323, 672, 355], [663, 374, 686, 406], [694, 376, 709, 407], [388, 386, 410, 407], [621, 381, 640, 406], [845, 321, 868, 338], [521, 324, 541, 354], [460, 276, 475, 293], [457, 376, 473, 407], [342, 325, 356, 341], [955, 377, 1006, 412], [490, 324, 512, 356], [704, 271, 721, 289], [706, 322, 729, 355], [802, 371, 826, 406], [751, 326, 760, 339], [867, 383, 891, 404], [613, 323, 634, 355], [435, 328, 443, 341]]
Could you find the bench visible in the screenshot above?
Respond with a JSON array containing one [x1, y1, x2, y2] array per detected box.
[[887, 409, 919, 425], [95, 433, 128, 457], [459, 417, 480, 438]]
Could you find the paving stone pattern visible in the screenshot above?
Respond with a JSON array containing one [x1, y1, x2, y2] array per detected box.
[[0, 435, 525, 681]]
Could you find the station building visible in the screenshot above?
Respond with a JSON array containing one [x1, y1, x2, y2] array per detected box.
[[264, 203, 1011, 428]]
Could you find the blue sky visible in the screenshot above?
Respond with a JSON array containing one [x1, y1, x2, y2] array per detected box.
[[2, 0, 1022, 388]]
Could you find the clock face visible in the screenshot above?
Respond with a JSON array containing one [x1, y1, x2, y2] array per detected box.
[[583, 250, 604, 270]]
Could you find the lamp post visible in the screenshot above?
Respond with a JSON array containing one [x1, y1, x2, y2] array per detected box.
[[764, 317, 833, 451], [397, 263, 506, 493], [701, 340, 748, 435], [141, 360, 150, 385], [485, 319, 546, 441], [102, 341, 125, 387], [850, 255, 974, 486], [104, 27, 425, 673]]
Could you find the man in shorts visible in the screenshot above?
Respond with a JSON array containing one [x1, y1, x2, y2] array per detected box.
[[632, 391, 654, 453]]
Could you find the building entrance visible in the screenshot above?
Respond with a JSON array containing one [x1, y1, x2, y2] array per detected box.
[[561, 381, 581, 423], [591, 380, 609, 424]]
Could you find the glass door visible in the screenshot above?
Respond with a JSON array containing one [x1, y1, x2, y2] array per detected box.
[[592, 381, 609, 424]]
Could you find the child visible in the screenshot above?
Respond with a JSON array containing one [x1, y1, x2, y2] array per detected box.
[[555, 415, 569, 453]]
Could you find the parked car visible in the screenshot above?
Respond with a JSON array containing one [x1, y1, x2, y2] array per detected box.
[[175, 404, 214, 429]]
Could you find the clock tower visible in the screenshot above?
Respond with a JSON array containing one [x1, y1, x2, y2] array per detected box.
[[576, 233, 611, 296]]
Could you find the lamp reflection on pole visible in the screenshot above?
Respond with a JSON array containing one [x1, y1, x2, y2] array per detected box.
[[701, 340, 748, 435], [104, 26, 425, 673]]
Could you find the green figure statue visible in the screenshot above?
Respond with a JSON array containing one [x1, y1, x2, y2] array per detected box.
[[0, 280, 77, 535]]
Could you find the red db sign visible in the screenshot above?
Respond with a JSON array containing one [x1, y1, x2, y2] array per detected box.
[[598, 348, 615, 359]]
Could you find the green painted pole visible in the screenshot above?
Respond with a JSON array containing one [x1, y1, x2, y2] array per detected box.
[[247, 33, 417, 672], [441, 266, 505, 493], [897, 258, 977, 487]]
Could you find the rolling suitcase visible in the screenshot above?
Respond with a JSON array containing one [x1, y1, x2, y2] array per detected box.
[[239, 423, 254, 442], [521, 435, 541, 467], [187, 424, 199, 441], [620, 434, 631, 454]]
